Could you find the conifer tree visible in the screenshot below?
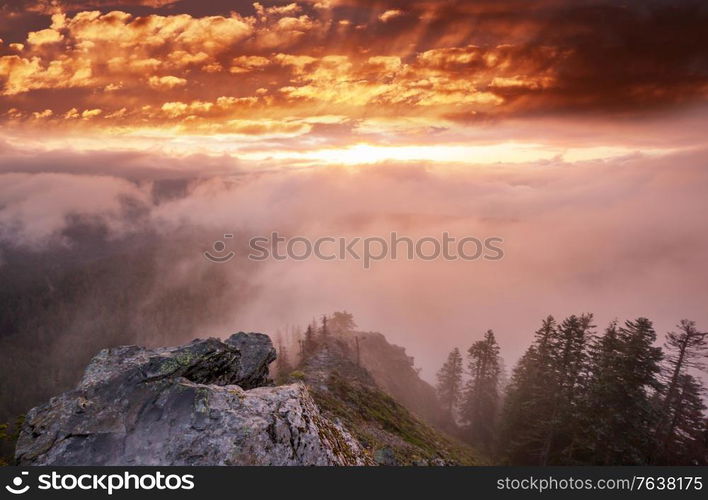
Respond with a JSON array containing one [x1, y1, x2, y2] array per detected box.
[[302, 324, 317, 360], [320, 315, 330, 339], [461, 330, 501, 451], [654, 320, 708, 462], [575, 318, 663, 464], [276, 341, 292, 377], [658, 374, 707, 464], [436, 348, 463, 416], [500, 315, 594, 464], [329, 311, 357, 335], [539, 314, 594, 464], [500, 316, 558, 464], [571, 321, 624, 463], [291, 326, 304, 365]]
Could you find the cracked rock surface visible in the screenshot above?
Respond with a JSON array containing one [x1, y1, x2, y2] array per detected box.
[[15, 333, 366, 465]]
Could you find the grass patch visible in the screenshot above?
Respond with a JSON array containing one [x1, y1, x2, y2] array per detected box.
[[0, 415, 24, 466], [312, 372, 479, 465]]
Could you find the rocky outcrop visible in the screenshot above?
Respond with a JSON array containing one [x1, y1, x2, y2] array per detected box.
[[15, 333, 367, 465], [78, 333, 275, 391]]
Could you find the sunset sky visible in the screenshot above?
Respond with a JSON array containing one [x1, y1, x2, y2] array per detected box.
[[1, 0, 708, 373], [2, 0, 707, 161]]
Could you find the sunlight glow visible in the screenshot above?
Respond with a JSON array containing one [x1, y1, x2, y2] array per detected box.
[[239, 143, 677, 166]]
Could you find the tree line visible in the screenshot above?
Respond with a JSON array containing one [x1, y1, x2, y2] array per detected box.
[[436, 315, 708, 465], [274, 311, 358, 376]]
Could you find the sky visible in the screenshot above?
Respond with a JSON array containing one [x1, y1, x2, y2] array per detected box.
[[1, 0, 708, 377]]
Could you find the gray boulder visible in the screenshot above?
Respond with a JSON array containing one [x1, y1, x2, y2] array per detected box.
[[15, 334, 366, 465], [79, 332, 275, 390], [224, 332, 277, 389]]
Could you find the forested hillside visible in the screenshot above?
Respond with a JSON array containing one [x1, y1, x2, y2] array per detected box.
[[433, 315, 707, 465]]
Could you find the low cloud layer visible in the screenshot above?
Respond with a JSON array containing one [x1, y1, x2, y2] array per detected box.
[[2, 145, 707, 378]]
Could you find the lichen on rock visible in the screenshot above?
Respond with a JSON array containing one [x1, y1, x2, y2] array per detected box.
[[15, 333, 366, 465]]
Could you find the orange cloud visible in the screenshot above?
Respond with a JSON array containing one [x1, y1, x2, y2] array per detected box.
[[379, 9, 403, 23], [1, 0, 707, 141], [148, 75, 188, 90], [230, 56, 271, 74], [27, 28, 64, 45]]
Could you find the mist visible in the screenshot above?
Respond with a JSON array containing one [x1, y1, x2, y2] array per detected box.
[[2, 143, 708, 426]]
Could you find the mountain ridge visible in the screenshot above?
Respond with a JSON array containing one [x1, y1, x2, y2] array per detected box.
[[13, 331, 480, 466]]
